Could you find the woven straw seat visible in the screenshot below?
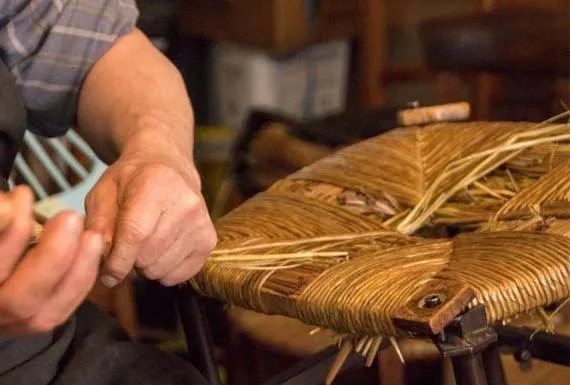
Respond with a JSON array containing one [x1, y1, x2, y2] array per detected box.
[[191, 118, 570, 364]]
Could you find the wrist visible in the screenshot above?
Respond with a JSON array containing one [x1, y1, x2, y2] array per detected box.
[[117, 118, 202, 191], [118, 114, 195, 162]]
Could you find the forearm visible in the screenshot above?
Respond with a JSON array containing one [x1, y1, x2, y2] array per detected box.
[[77, 28, 195, 164]]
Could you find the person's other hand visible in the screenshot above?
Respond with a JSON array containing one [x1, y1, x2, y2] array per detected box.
[[0, 186, 103, 334], [85, 132, 217, 288]]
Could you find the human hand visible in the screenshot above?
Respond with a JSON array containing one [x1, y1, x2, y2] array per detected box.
[[85, 132, 217, 288], [0, 186, 103, 334]]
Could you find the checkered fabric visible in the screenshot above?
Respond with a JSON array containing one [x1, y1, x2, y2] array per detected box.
[[0, 0, 139, 136]]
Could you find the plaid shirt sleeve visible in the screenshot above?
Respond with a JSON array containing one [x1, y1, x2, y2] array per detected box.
[[0, 0, 139, 137]]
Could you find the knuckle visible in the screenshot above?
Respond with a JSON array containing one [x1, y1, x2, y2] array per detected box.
[[143, 265, 164, 280], [136, 239, 168, 269], [105, 260, 131, 280], [147, 232, 169, 253], [87, 217, 108, 234], [120, 220, 152, 246], [136, 252, 157, 269], [180, 193, 200, 211]]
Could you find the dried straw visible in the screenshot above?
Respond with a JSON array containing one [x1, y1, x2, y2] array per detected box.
[[191, 118, 570, 342], [195, 229, 569, 336], [253, 117, 570, 233], [397, 118, 570, 233]]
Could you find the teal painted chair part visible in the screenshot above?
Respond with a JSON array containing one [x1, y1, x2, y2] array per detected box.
[[10, 130, 107, 218]]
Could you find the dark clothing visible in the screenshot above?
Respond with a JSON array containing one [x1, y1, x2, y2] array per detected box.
[[0, 48, 26, 178], [0, 302, 208, 385]]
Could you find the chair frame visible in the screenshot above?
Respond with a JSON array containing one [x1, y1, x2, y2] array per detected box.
[[177, 285, 570, 385]]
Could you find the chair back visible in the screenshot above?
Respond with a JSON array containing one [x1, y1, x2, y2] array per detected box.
[[10, 130, 106, 219]]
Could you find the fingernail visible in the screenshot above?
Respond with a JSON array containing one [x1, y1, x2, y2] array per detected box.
[[100, 275, 120, 288]]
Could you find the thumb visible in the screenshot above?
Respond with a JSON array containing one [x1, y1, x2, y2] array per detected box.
[[84, 188, 118, 257]]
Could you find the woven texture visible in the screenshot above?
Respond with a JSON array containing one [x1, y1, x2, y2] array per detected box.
[[191, 120, 570, 338]]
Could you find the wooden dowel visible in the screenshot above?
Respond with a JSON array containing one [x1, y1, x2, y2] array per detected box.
[[326, 338, 354, 385], [366, 337, 383, 367]]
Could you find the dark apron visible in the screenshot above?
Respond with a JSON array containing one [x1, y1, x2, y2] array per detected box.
[[0, 61, 206, 385], [0, 60, 26, 188]]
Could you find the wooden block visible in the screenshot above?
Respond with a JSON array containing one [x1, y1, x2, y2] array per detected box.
[[392, 279, 475, 335]]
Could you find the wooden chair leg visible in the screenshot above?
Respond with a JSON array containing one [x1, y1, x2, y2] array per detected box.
[[177, 285, 223, 385], [377, 346, 406, 385]]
